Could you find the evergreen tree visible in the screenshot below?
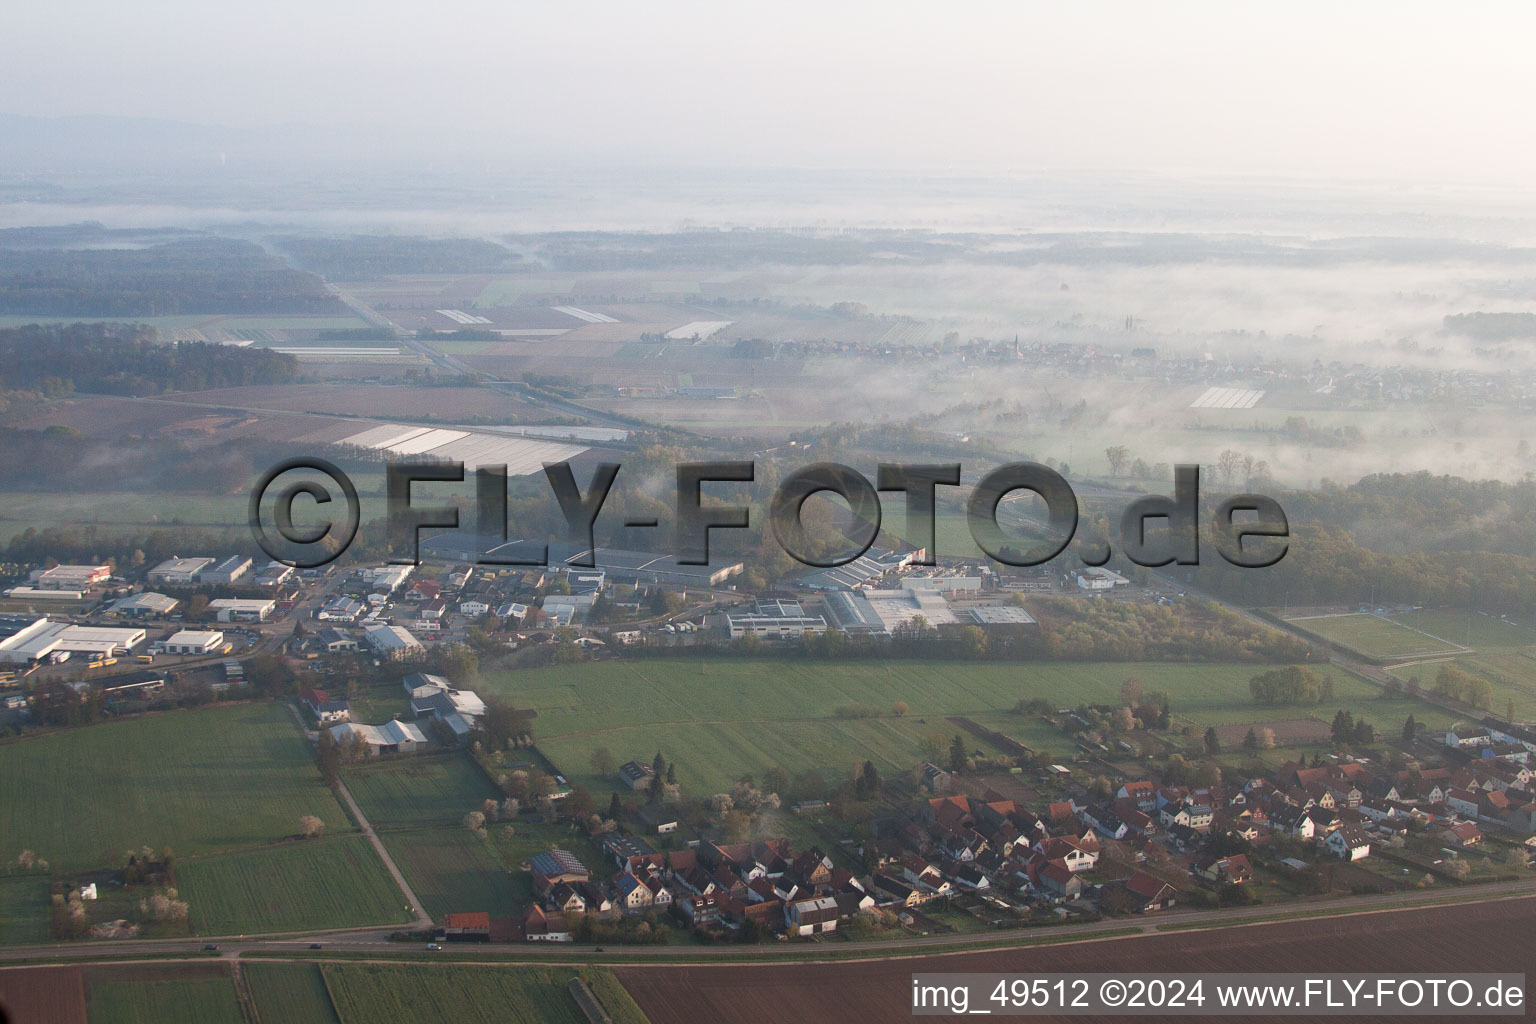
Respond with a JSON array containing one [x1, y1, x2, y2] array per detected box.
[[1402, 714, 1417, 742], [608, 792, 622, 819], [1242, 728, 1258, 751], [948, 735, 968, 773]]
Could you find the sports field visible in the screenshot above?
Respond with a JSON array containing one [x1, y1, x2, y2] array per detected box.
[[480, 658, 1449, 797], [1280, 612, 1467, 660], [1387, 609, 1536, 650], [343, 755, 503, 828], [0, 703, 351, 872], [175, 837, 414, 934]]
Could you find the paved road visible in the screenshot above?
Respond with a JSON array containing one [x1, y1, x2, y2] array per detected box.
[[4, 879, 1535, 967]]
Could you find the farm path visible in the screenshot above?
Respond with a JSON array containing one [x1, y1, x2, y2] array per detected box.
[[281, 702, 434, 930]]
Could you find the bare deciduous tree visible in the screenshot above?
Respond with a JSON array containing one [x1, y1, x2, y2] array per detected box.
[[299, 815, 324, 839]]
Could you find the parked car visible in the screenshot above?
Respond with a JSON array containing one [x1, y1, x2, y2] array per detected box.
[[426, 942, 441, 951]]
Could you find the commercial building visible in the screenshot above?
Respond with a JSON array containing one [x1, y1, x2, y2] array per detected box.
[[901, 575, 983, 593], [969, 605, 1038, 626], [31, 565, 110, 590], [363, 565, 413, 594], [0, 617, 147, 664], [861, 587, 957, 632], [206, 598, 275, 622], [1074, 568, 1129, 590], [420, 537, 742, 588], [317, 595, 364, 621], [199, 556, 252, 586], [4, 587, 88, 601], [819, 591, 889, 637], [721, 599, 828, 639], [365, 623, 423, 658], [108, 592, 180, 618], [158, 630, 225, 655], [146, 557, 213, 585]]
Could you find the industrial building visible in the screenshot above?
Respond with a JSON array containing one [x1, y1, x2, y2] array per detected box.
[[31, 565, 110, 590], [108, 592, 180, 618], [900, 574, 983, 593], [818, 591, 889, 636], [969, 605, 1038, 626], [4, 586, 88, 601], [200, 556, 252, 586], [157, 630, 225, 655], [721, 599, 828, 639], [420, 537, 743, 588], [1074, 568, 1129, 590], [365, 623, 423, 658], [363, 565, 413, 594], [206, 598, 275, 622], [797, 548, 923, 591], [146, 557, 213, 585], [0, 617, 147, 663], [861, 587, 958, 632]]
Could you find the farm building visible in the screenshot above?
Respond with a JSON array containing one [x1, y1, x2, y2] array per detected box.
[[31, 564, 110, 590], [365, 623, 423, 658], [328, 719, 427, 755], [530, 849, 591, 890], [402, 672, 452, 699], [146, 556, 213, 585], [442, 911, 491, 942], [411, 686, 486, 738], [158, 630, 225, 655], [301, 688, 350, 724], [721, 599, 828, 639], [108, 592, 180, 618], [199, 556, 252, 585], [618, 760, 656, 790], [206, 598, 275, 622]]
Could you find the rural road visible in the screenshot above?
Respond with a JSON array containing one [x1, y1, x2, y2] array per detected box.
[[281, 701, 433, 930], [5, 879, 1536, 968]]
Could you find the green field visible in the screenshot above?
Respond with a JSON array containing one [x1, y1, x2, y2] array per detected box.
[[0, 875, 51, 945], [245, 962, 342, 1024], [344, 755, 502, 828], [175, 837, 414, 935], [378, 828, 522, 920], [481, 657, 1443, 797], [83, 964, 244, 1024], [1281, 613, 1467, 660], [321, 963, 627, 1024], [0, 703, 351, 871]]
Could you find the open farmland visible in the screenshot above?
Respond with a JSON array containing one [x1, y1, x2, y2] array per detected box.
[[1280, 612, 1468, 660], [0, 704, 351, 871], [81, 964, 243, 1024], [343, 755, 503, 828], [319, 963, 642, 1024], [615, 897, 1536, 1024], [482, 658, 1449, 797], [244, 963, 342, 1024], [0, 875, 52, 945], [174, 837, 413, 934], [377, 828, 522, 921], [162, 383, 547, 422], [0, 966, 86, 1024]]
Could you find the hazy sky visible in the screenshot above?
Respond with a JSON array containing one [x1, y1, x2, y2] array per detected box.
[[5, 1, 1535, 184]]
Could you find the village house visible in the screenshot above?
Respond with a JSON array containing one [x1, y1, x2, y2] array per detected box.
[[1325, 825, 1372, 861]]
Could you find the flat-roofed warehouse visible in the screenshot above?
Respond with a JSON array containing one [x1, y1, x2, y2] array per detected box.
[[969, 605, 1038, 626], [30, 564, 110, 590], [0, 617, 147, 664], [206, 598, 275, 622], [420, 537, 743, 588], [721, 599, 828, 639], [146, 557, 213, 585], [157, 629, 225, 655], [365, 623, 423, 658]]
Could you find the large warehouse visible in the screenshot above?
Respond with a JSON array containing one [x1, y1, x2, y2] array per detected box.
[[157, 630, 226, 655], [0, 617, 147, 664], [30, 564, 110, 590], [146, 557, 213, 585]]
